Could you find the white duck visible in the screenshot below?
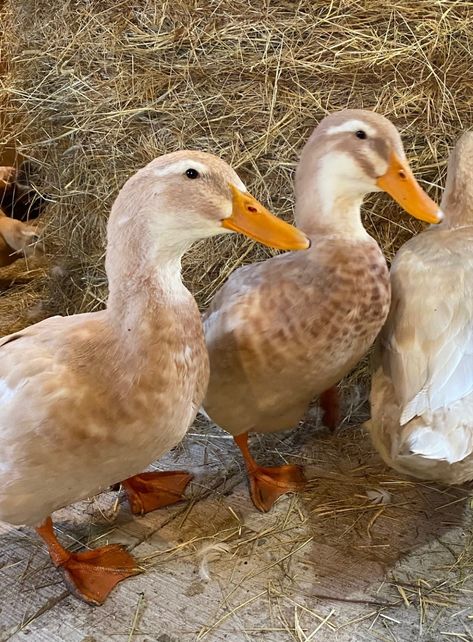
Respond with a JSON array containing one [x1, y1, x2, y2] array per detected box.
[[368, 131, 473, 483], [0, 150, 308, 605]]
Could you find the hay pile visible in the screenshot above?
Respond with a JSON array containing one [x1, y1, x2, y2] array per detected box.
[[1, 0, 472, 370]]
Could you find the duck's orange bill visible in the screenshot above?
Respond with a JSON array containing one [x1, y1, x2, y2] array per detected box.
[[222, 184, 310, 251], [376, 152, 443, 224]]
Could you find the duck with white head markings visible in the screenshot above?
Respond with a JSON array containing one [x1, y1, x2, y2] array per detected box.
[[368, 131, 473, 483], [202, 109, 442, 513], [0, 149, 308, 605]]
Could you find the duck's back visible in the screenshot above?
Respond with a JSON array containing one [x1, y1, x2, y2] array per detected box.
[[204, 237, 390, 435], [369, 226, 473, 481]]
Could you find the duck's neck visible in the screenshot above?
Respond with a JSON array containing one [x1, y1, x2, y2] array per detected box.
[[295, 157, 370, 242], [440, 159, 473, 228], [105, 224, 193, 334]]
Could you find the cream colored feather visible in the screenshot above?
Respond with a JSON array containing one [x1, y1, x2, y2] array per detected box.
[[369, 131, 473, 480]]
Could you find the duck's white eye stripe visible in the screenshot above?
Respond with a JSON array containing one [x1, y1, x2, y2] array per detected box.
[[153, 159, 208, 178], [327, 120, 376, 136]]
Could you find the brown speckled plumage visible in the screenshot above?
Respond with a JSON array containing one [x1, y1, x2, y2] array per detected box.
[[203, 109, 439, 443], [0, 297, 208, 526], [204, 237, 390, 435]]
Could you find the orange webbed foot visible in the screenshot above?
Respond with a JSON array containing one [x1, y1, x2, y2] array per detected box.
[[248, 464, 306, 512], [233, 432, 306, 513], [121, 471, 193, 516], [36, 517, 139, 606], [60, 545, 139, 606]]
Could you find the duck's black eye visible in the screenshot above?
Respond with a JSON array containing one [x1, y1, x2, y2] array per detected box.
[[185, 168, 200, 179], [355, 130, 367, 140]]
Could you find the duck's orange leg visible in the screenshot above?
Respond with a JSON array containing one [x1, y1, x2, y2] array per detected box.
[[121, 471, 193, 516], [234, 432, 305, 513], [36, 516, 139, 606], [319, 386, 340, 432]]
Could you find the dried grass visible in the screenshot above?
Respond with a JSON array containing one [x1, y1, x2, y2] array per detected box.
[[1, 4, 473, 637], [118, 418, 473, 639], [1, 1, 472, 332]]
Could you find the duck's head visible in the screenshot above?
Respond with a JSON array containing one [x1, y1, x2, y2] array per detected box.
[[295, 109, 442, 234], [108, 150, 309, 258], [440, 131, 473, 226]]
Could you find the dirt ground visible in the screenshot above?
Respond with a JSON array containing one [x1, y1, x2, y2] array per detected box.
[[0, 407, 472, 642]]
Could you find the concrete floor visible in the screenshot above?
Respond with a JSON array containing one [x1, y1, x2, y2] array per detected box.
[[0, 413, 472, 642]]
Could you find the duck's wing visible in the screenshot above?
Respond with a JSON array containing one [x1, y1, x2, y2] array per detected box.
[[203, 252, 324, 351], [0, 312, 98, 388], [382, 231, 473, 429], [204, 261, 267, 320], [0, 315, 62, 349]]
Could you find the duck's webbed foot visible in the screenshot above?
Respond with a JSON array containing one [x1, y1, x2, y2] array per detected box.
[[121, 471, 193, 516], [234, 432, 306, 512], [248, 463, 306, 512], [36, 517, 138, 606]]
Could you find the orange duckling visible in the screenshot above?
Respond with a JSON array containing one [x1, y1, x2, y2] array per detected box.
[[0, 164, 45, 267]]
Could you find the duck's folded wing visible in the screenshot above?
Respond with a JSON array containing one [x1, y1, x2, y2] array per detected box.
[[382, 242, 473, 426]]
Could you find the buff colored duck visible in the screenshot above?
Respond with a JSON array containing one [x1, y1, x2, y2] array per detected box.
[[0, 150, 308, 605], [203, 110, 443, 512], [368, 131, 473, 483]]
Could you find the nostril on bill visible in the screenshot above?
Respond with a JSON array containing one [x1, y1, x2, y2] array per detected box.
[[247, 205, 257, 213]]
